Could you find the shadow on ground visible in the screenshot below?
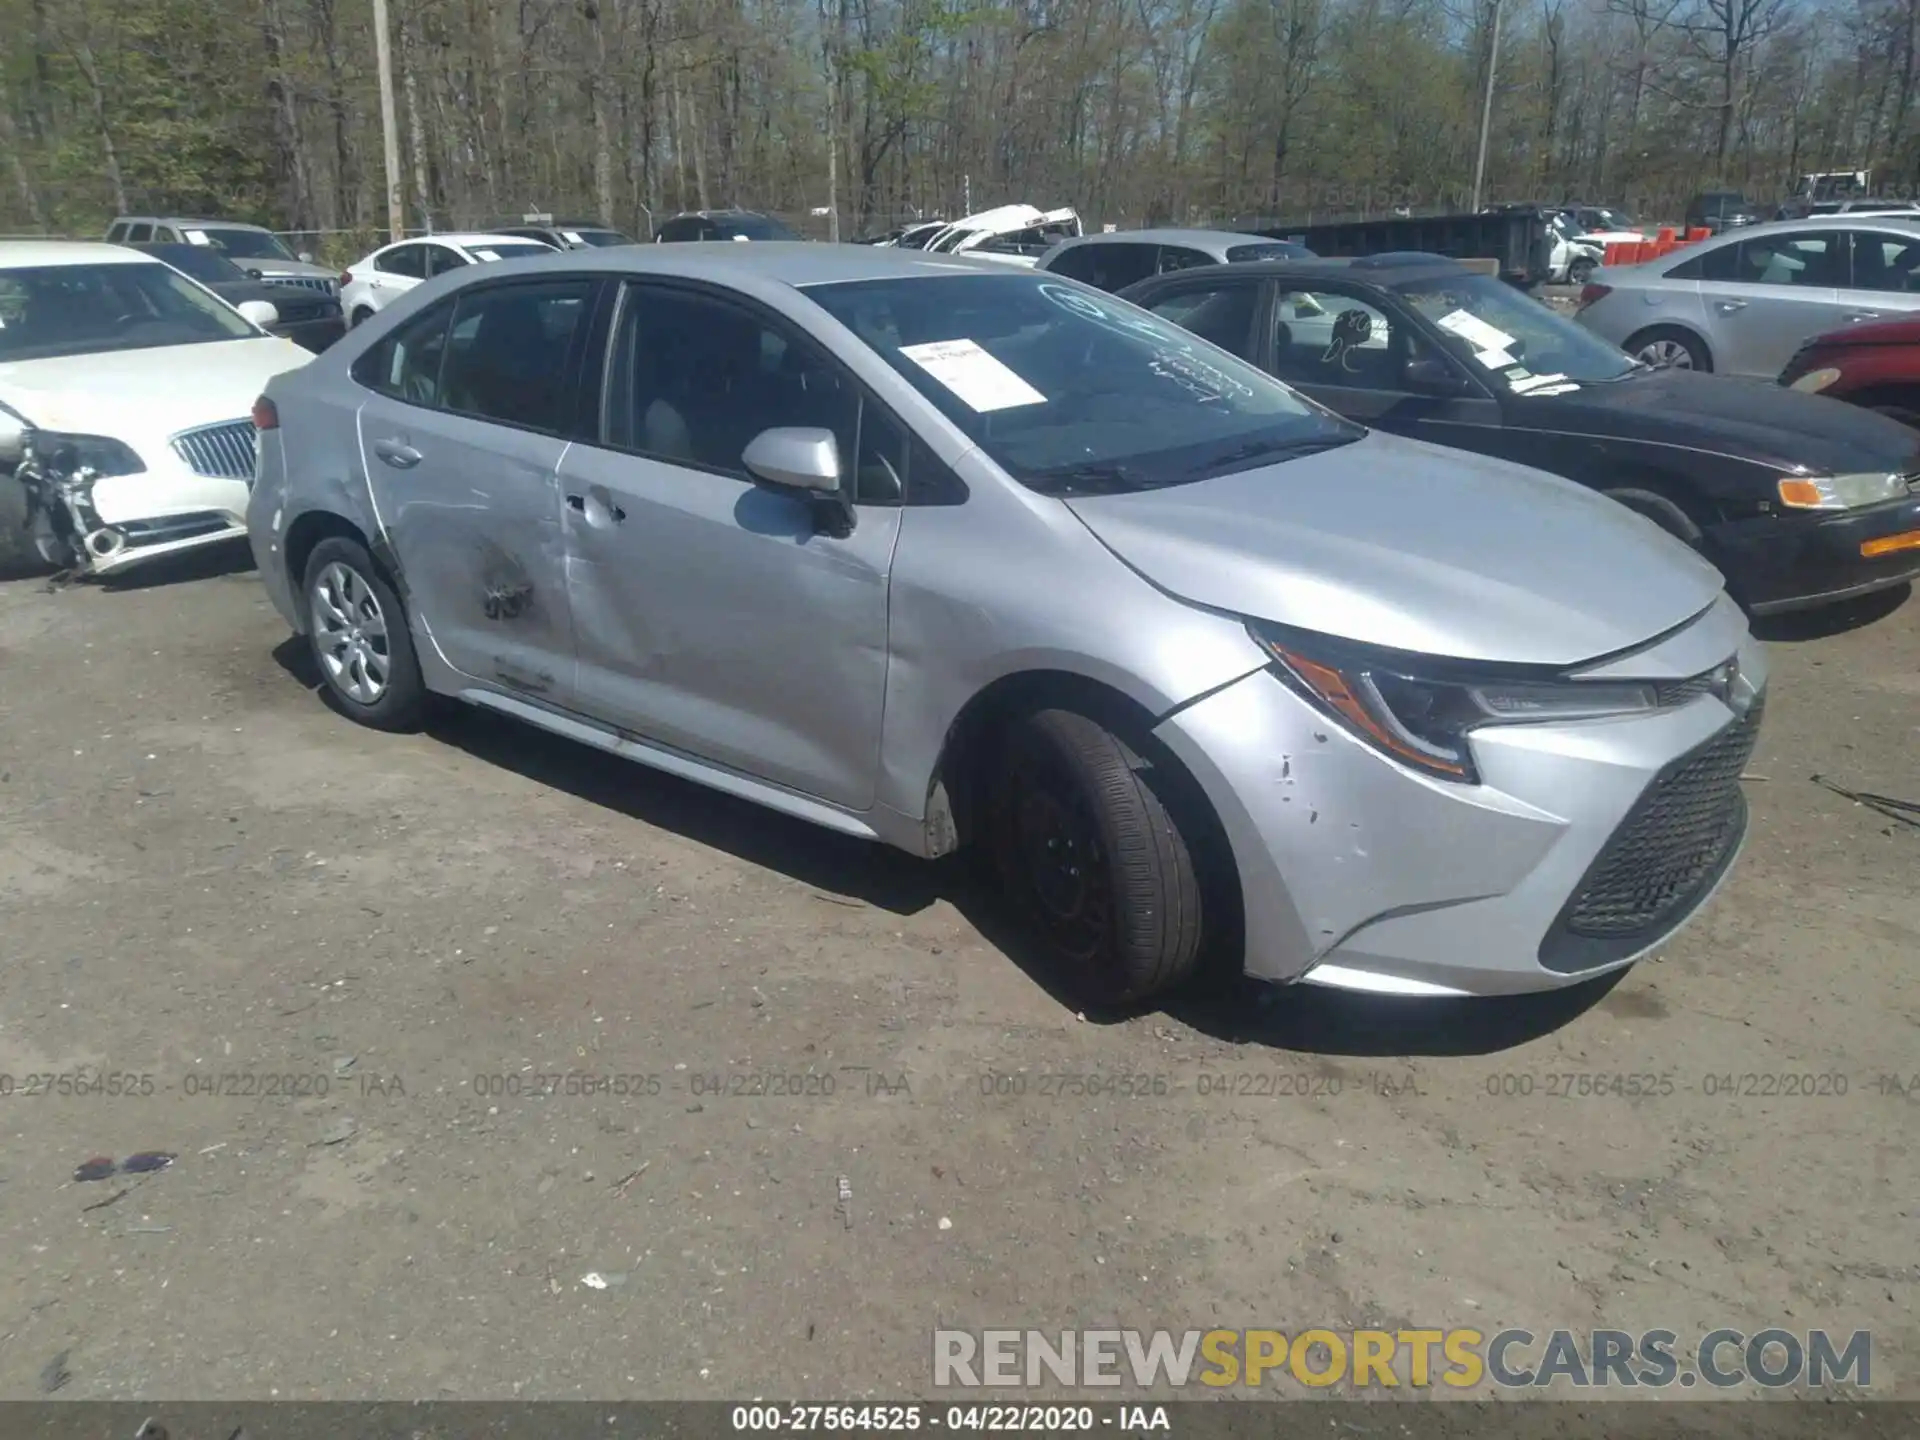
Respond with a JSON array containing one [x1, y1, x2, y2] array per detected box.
[[272, 636, 1613, 1057]]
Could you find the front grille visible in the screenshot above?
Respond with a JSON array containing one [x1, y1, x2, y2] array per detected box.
[[1549, 696, 1764, 960], [271, 298, 338, 323], [170, 419, 257, 481], [261, 274, 337, 297]]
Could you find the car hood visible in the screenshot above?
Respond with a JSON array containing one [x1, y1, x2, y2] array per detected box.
[[1063, 431, 1725, 668], [1512, 366, 1920, 474], [0, 337, 312, 439], [242, 258, 338, 281]]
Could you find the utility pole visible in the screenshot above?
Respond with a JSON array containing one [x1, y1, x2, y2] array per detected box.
[[371, 0, 405, 241], [1470, 0, 1502, 213]]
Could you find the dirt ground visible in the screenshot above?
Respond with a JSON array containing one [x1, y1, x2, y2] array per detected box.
[[0, 544, 1915, 1402]]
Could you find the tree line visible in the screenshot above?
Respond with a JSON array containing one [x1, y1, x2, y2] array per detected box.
[[2, 0, 1916, 252]]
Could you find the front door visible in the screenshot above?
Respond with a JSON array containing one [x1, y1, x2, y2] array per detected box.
[[1694, 228, 1851, 377], [354, 277, 598, 702], [556, 280, 901, 810]]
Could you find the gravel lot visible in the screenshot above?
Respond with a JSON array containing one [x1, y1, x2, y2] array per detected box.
[[0, 545, 1915, 1401]]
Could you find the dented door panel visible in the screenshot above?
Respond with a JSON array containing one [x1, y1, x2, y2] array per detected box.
[[557, 444, 899, 811], [357, 396, 577, 702]]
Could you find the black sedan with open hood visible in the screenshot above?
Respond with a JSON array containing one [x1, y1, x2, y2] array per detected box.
[[1119, 253, 1920, 614]]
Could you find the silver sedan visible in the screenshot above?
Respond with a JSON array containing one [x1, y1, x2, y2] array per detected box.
[[1576, 215, 1920, 378], [246, 242, 1764, 1006]]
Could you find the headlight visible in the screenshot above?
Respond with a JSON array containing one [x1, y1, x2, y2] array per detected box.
[[1788, 366, 1841, 393], [24, 431, 147, 478], [1776, 472, 1905, 510], [1250, 624, 1658, 784]]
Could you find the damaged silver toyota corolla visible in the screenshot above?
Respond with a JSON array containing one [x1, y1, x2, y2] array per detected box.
[[248, 244, 1767, 1009]]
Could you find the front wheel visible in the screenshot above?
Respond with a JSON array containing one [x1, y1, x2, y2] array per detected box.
[[1568, 256, 1597, 286], [985, 707, 1210, 1008], [1625, 325, 1710, 372], [350, 305, 375, 328], [303, 536, 428, 731]]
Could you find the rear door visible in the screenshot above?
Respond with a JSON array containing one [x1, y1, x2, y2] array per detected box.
[[354, 276, 600, 701], [555, 278, 901, 809], [1694, 229, 1849, 376]]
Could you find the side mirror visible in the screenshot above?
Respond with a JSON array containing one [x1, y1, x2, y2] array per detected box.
[[0, 409, 28, 466], [1405, 356, 1471, 396], [246, 267, 265, 280], [298, 251, 315, 264], [743, 426, 842, 492], [237, 299, 281, 329], [743, 426, 854, 537]]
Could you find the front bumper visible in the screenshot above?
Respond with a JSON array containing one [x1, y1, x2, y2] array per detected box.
[[1151, 597, 1767, 997], [1706, 492, 1920, 613]]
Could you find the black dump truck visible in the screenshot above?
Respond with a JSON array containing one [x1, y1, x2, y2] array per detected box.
[[1254, 207, 1554, 287]]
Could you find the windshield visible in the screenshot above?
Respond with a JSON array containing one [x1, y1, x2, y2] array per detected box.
[[0, 262, 258, 361], [1395, 272, 1636, 389], [466, 241, 554, 262], [144, 244, 246, 285], [198, 226, 298, 262], [718, 214, 798, 240], [1592, 208, 1635, 231], [895, 224, 944, 250], [806, 273, 1362, 495]]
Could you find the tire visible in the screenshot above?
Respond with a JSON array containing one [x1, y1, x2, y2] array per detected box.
[[302, 536, 428, 731], [1603, 486, 1705, 548], [1625, 325, 1710, 372], [350, 306, 374, 328], [985, 706, 1208, 1008], [1568, 256, 1596, 286]]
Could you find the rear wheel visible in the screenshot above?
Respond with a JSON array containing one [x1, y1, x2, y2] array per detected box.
[[303, 536, 427, 731], [1625, 325, 1710, 372], [985, 706, 1210, 1008], [350, 305, 374, 328]]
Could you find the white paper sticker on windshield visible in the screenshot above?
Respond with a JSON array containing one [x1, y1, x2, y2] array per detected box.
[[1525, 383, 1583, 397], [899, 339, 1046, 412], [1509, 372, 1571, 395], [185, 229, 211, 245], [1435, 308, 1515, 355], [1477, 348, 1516, 369], [472, 248, 501, 262], [562, 230, 584, 244]]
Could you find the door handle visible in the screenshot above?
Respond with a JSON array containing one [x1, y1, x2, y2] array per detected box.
[[1847, 310, 1882, 322], [1713, 299, 1748, 313], [566, 492, 626, 523], [373, 438, 421, 469]]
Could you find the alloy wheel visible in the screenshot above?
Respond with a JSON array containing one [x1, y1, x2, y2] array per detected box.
[[310, 560, 392, 705]]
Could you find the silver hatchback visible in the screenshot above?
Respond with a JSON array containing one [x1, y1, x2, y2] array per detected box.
[[247, 244, 1766, 1006], [1577, 215, 1920, 377]]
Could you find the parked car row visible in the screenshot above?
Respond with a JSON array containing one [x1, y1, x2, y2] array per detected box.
[[3, 227, 1912, 1018]]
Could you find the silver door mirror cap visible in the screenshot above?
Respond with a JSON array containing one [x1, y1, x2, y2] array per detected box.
[[743, 427, 843, 493], [237, 299, 281, 328]]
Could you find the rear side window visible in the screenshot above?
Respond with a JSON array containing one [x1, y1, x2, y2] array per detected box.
[[1665, 243, 1740, 282], [1052, 242, 1159, 293], [1158, 246, 1217, 274], [1225, 242, 1310, 262], [426, 246, 469, 277], [438, 280, 596, 433], [1141, 281, 1262, 359], [376, 244, 427, 278], [352, 298, 456, 404]]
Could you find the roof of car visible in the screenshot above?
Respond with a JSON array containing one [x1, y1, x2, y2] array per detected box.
[[0, 240, 155, 268], [1715, 214, 1920, 237], [116, 217, 274, 230], [421, 240, 1059, 287], [1132, 253, 1472, 287], [1051, 228, 1284, 251], [390, 232, 551, 249]]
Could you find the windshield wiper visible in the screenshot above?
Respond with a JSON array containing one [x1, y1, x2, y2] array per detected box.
[[1029, 462, 1154, 496], [1185, 432, 1360, 476]]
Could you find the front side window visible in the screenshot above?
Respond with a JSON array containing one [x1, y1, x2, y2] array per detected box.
[[375, 245, 427, 278], [353, 299, 455, 405], [1395, 271, 1637, 389], [605, 282, 858, 482], [806, 272, 1359, 495], [1270, 289, 1402, 388], [437, 280, 595, 433], [200, 226, 298, 262], [0, 261, 258, 361]]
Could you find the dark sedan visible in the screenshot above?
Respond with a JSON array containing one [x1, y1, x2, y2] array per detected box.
[[1119, 253, 1920, 614], [131, 242, 345, 352]]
